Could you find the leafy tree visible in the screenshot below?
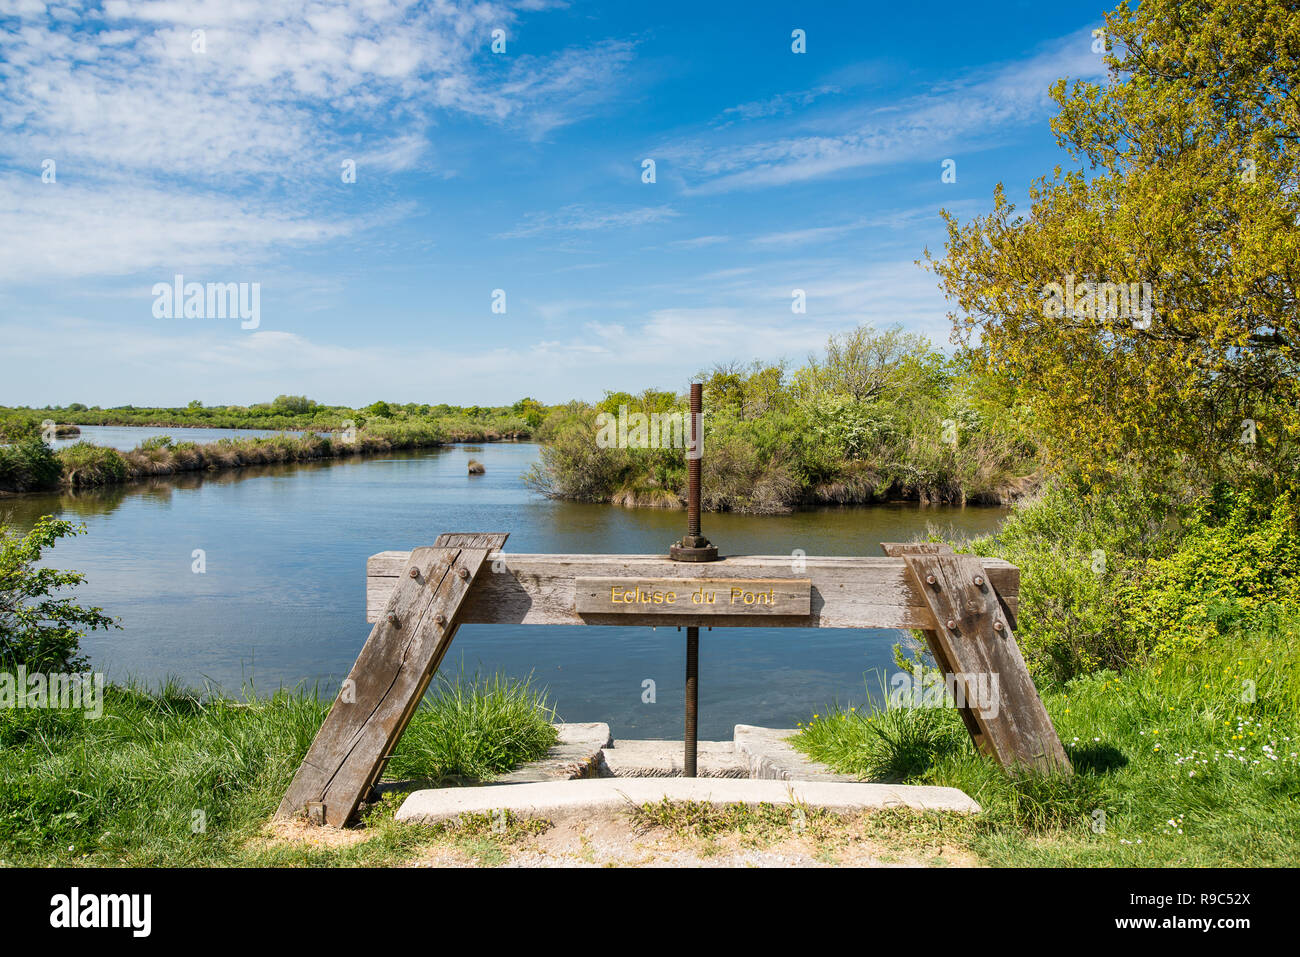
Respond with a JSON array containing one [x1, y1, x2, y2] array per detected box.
[[512, 397, 547, 428], [0, 518, 118, 672], [271, 395, 318, 414], [926, 0, 1299, 491], [794, 325, 937, 404]]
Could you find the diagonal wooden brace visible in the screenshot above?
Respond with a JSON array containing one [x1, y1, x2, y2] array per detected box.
[[892, 546, 1071, 775], [276, 532, 507, 826]]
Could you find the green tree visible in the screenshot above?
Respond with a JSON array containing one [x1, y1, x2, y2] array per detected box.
[[926, 0, 1299, 491], [793, 325, 936, 404], [512, 397, 546, 429], [0, 518, 118, 672], [271, 395, 318, 415]]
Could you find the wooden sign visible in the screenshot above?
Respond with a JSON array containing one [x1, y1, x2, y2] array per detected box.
[[574, 577, 811, 616]]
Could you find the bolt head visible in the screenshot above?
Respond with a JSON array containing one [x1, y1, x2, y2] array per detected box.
[[945, 619, 957, 630], [434, 613, 446, 626], [973, 575, 985, 587], [457, 567, 470, 580], [994, 621, 1005, 632], [925, 574, 937, 585], [408, 567, 419, 579], [386, 613, 400, 628]]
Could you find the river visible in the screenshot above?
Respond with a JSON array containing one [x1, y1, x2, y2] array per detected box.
[[4, 430, 1009, 739]]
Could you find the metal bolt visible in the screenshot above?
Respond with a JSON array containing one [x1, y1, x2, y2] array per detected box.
[[925, 575, 937, 586], [994, 621, 1005, 633], [434, 613, 446, 627], [457, 567, 470, 580], [945, 619, 957, 630], [386, 613, 400, 628], [408, 567, 419, 579], [973, 575, 985, 587]]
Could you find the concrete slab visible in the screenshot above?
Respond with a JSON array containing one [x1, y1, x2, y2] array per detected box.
[[491, 722, 612, 784], [600, 739, 749, 778], [733, 724, 858, 782], [395, 777, 981, 823]]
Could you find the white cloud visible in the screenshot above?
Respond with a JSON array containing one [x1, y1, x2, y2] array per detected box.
[[0, 2, 637, 281], [497, 203, 678, 239], [719, 84, 841, 122], [0, 172, 391, 280], [660, 31, 1106, 194]]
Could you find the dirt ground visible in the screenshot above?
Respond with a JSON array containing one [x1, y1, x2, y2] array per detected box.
[[406, 809, 980, 868]]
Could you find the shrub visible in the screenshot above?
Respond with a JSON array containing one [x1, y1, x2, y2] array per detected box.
[[56, 443, 128, 487], [1118, 489, 1300, 657], [0, 517, 118, 671], [0, 438, 61, 493], [959, 475, 1187, 682], [0, 415, 41, 442]]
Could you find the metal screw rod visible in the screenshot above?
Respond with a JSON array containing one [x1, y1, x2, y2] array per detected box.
[[687, 383, 702, 540], [684, 625, 699, 778]]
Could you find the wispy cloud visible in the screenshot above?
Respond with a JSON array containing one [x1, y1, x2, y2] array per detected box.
[[719, 84, 841, 123], [497, 203, 678, 239], [0, 171, 382, 281], [659, 30, 1105, 194], [0, 1, 635, 280]]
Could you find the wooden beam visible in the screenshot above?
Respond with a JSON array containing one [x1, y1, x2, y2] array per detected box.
[[903, 552, 1071, 775], [365, 552, 1019, 629], [880, 542, 954, 556], [881, 542, 992, 759], [276, 533, 506, 827]]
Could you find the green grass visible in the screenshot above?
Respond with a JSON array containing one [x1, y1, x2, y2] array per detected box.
[[0, 673, 557, 867], [384, 671, 557, 784], [793, 622, 1300, 866]]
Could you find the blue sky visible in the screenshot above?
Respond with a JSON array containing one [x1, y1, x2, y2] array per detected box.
[[0, 0, 1109, 407]]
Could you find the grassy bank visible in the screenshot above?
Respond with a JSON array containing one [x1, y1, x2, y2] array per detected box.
[[794, 625, 1299, 866], [0, 673, 556, 867], [0, 421, 521, 495], [1, 396, 536, 437]]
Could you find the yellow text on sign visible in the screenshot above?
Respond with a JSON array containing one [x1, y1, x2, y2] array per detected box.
[[574, 578, 811, 616]]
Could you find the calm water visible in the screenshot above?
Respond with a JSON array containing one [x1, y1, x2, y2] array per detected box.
[[51, 424, 304, 450], [3, 440, 1009, 739]]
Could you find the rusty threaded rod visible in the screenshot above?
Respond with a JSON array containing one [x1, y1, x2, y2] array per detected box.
[[687, 383, 702, 539], [684, 625, 699, 777]]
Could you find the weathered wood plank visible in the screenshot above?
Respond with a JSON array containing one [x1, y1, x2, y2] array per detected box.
[[366, 552, 1019, 629], [277, 544, 493, 826], [434, 532, 510, 549], [880, 542, 991, 757], [903, 553, 1070, 775], [575, 577, 811, 616], [880, 542, 954, 557]]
